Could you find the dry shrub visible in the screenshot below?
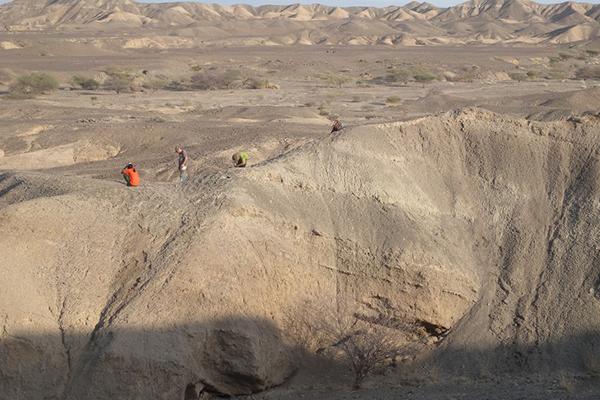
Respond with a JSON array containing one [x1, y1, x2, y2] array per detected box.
[[317, 103, 329, 116], [558, 373, 576, 393], [559, 52, 576, 60], [386, 96, 402, 104], [318, 73, 352, 88], [142, 79, 167, 91], [544, 69, 568, 80], [71, 75, 99, 90], [508, 71, 528, 82], [380, 66, 438, 84], [548, 56, 562, 65], [576, 66, 600, 80], [385, 68, 411, 83], [0, 68, 14, 85], [163, 80, 188, 91], [285, 301, 420, 389], [447, 65, 479, 82], [103, 75, 132, 93], [101, 67, 135, 93], [413, 69, 437, 83], [526, 70, 537, 79], [9, 72, 58, 98], [190, 69, 243, 90], [243, 77, 274, 89], [582, 352, 600, 377]]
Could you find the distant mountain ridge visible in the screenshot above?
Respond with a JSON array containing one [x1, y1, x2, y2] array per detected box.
[[1, 0, 600, 45]]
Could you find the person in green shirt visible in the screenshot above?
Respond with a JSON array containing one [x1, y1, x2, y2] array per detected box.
[[232, 151, 249, 168]]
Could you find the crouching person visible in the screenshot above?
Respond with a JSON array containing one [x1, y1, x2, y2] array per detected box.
[[232, 151, 249, 168], [121, 163, 140, 187]]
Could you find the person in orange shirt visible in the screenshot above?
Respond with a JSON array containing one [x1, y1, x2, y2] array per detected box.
[[121, 163, 140, 187]]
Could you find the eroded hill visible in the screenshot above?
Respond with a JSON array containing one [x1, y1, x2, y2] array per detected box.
[[2, 0, 600, 45], [1, 109, 600, 399]]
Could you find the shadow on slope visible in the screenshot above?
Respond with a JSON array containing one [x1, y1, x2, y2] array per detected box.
[[1, 317, 600, 400]]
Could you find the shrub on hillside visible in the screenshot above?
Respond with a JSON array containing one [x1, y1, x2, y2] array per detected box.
[[9, 72, 58, 98]]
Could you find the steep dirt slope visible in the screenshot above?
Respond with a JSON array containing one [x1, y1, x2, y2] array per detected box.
[[1, 109, 600, 399]]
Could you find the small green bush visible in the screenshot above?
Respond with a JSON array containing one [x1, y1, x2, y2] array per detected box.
[[526, 70, 537, 79], [71, 75, 99, 90], [9, 72, 58, 98]]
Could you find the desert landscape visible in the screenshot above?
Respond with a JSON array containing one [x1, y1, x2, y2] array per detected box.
[[1, 0, 600, 399]]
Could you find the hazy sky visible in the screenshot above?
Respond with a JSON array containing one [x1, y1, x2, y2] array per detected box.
[[1, 0, 600, 7]]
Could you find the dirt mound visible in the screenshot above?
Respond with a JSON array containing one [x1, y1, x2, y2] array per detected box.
[[1, 109, 600, 399]]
